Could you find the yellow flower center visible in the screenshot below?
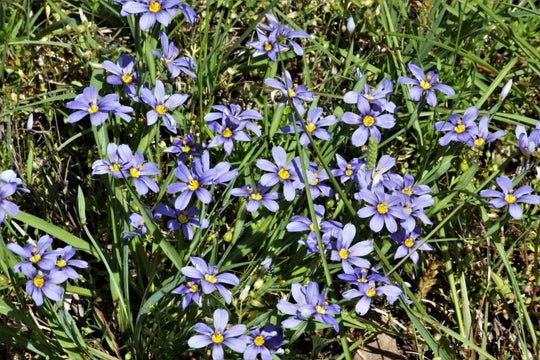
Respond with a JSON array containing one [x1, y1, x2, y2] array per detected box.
[[139, 220, 145, 226], [345, 169, 353, 176], [130, 165, 142, 178], [212, 331, 224, 344], [149, 0, 161, 13], [182, 145, 190, 153], [310, 175, 319, 186], [364, 93, 374, 100], [363, 115, 375, 127], [405, 237, 415, 248], [188, 282, 199, 293], [402, 187, 412, 196], [454, 120, 465, 133], [278, 168, 290, 180], [156, 104, 168, 115], [287, 88, 297, 98], [33, 275, 45, 288], [88, 104, 99, 114], [122, 72, 133, 84], [357, 277, 368, 283], [56, 259, 67, 268], [177, 213, 188, 224], [223, 127, 233, 138], [29, 254, 41, 263], [315, 305, 326, 314], [204, 274, 217, 284], [110, 163, 121, 172], [366, 285, 376, 297], [474, 137, 485, 146], [251, 192, 263, 201], [339, 248, 351, 260], [254, 335, 265, 346], [505, 194, 516, 203], [420, 80, 431, 90], [376, 202, 388, 214], [306, 122, 316, 133], [188, 178, 199, 191], [264, 41, 273, 52]]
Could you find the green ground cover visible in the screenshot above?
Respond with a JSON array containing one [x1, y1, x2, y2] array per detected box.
[[1, 0, 539, 359]]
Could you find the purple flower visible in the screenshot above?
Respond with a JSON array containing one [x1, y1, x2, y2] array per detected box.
[[176, 1, 197, 24], [244, 323, 284, 360], [126, 152, 160, 195], [515, 123, 540, 156], [163, 133, 202, 164], [499, 79, 512, 101], [207, 118, 252, 155], [280, 107, 338, 146], [121, 0, 181, 31], [91, 143, 134, 179], [246, 29, 288, 62], [172, 278, 202, 309], [188, 309, 248, 360], [330, 223, 373, 273], [231, 183, 280, 213], [342, 280, 403, 316], [204, 104, 262, 137], [331, 154, 365, 184], [0, 170, 29, 193], [277, 281, 340, 332], [155, 204, 209, 240], [338, 266, 388, 285], [7, 235, 59, 273], [256, 146, 300, 201], [21, 267, 68, 306], [153, 31, 197, 78], [466, 115, 506, 147], [181, 257, 239, 304], [66, 86, 133, 126], [50, 246, 88, 280], [358, 155, 400, 192], [342, 100, 395, 147], [286, 204, 342, 247], [102, 55, 139, 100], [123, 212, 149, 239], [397, 63, 455, 107], [291, 159, 333, 200], [140, 79, 188, 133], [167, 163, 213, 210], [398, 192, 434, 232], [0, 182, 19, 224], [264, 70, 315, 115], [258, 13, 310, 56], [479, 176, 540, 220], [356, 188, 409, 233], [390, 227, 432, 264], [344, 73, 396, 113], [433, 106, 480, 146]]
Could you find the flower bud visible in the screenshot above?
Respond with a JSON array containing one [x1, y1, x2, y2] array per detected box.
[[347, 17, 355, 33]]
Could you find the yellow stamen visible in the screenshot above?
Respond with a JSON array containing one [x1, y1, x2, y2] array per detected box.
[[505, 194, 516, 203], [130, 166, 141, 178], [278, 168, 290, 180], [376, 202, 388, 214], [188, 178, 199, 191], [474, 137, 485, 146], [364, 93, 374, 100], [88, 105, 99, 114], [405, 237, 414, 248], [109, 164, 121, 172], [420, 80, 431, 90], [177, 213, 188, 224], [366, 285, 376, 297], [56, 259, 67, 267], [212, 330, 224, 343], [251, 193, 262, 201], [264, 41, 273, 52], [223, 127, 233, 138], [402, 186, 412, 196], [363, 115, 375, 127], [306, 122, 316, 132], [339, 248, 352, 260], [189, 282, 199, 293], [156, 104, 167, 115], [122, 72, 133, 84], [182, 145, 190, 153], [254, 335, 265, 346], [148, 0, 161, 13], [205, 274, 217, 284], [33, 275, 45, 288], [29, 254, 41, 263], [315, 305, 326, 314]]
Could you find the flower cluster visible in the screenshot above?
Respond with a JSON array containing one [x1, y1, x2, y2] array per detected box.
[[7, 235, 87, 306]]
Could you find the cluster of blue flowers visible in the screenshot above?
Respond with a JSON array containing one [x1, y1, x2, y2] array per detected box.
[[7, 235, 88, 306]]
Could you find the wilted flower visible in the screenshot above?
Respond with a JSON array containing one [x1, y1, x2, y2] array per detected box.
[[480, 176, 540, 220], [397, 63, 455, 107], [277, 281, 340, 332]]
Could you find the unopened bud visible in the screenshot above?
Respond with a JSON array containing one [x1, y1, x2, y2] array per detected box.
[[347, 17, 355, 33]]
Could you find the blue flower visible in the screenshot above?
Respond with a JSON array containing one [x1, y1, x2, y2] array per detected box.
[[155, 204, 209, 240], [397, 63, 455, 107], [344, 72, 396, 113], [277, 281, 340, 332], [181, 257, 239, 304], [126, 152, 160, 195], [172, 278, 202, 309], [0, 182, 19, 224], [207, 118, 252, 155], [66, 86, 133, 126], [480, 176, 540, 220], [163, 133, 202, 164], [7, 235, 59, 273], [342, 100, 395, 147], [279, 107, 338, 147], [291, 158, 333, 200], [244, 324, 284, 360], [50, 246, 88, 280], [140, 79, 188, 133], [231, 183, 280, 213], [432, 106, 480, 146], [264, 70, 315, 115], [91, 143, 133, 179], [188, 309, 248, 360], [342, 280, 403, 316], [246, 28, 288, 62], [258, 13, 310, 56], [331, 154, 365, 184], [515, 123, 540, 156], [0, 170, 29, 193], [390, 227, 432, 264], [204, 104, 262, 137], [330, 223, 373, 273], [466, 114, 506, 147], [356, 188, 409, 233], [256, 146, 300, 201], [102, 55, 139, 100], [121, 0, 181, 31], [21, 267, 68, 306], [153, 31, 197, 78]]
